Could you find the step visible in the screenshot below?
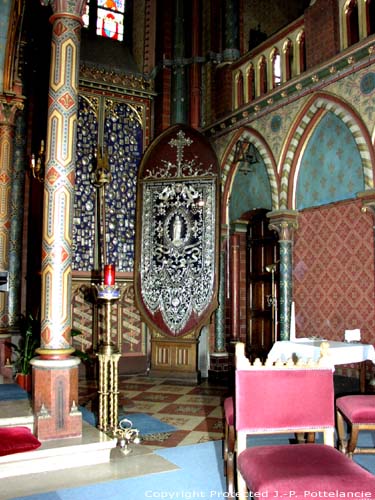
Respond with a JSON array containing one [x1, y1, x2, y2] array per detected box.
[[0, 422, 117, 478], [0, 400, 117, 478]]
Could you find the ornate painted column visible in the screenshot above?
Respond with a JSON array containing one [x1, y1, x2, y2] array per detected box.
[[0, 100, 23, 328], [31, 0, 86, 441], [267, 210, 298, 341], [0, 99, 23, 378]]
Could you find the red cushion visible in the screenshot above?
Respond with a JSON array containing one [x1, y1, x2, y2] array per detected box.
[[224, 396, 234, 426], [0, 426, 41, 456], [336, 395, 375, 423], [238, 444, 375, 496]]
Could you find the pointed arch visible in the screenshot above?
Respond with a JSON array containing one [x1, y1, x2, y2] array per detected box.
[[279, 93, 375, 210], [258, 56, 268, 96], [296, 29, 306, 75], [270, 47, 281, 89], [221, 128, 279, 225], [246, 64, 255, 103]]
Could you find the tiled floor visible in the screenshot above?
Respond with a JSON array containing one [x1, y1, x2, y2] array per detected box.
[[79, 375, 230, 448], [0, 375, 230, 499]]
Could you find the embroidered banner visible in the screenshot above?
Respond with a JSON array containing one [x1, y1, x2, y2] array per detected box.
[[135, 125, 219, 337]]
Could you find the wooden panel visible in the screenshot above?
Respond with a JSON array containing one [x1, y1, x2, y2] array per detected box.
[[150, 337, 199, 382], [246, 209, 279, 361]]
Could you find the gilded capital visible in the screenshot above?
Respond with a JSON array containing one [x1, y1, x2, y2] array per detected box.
[[267, 209, 298, 241], [41, 0, 87, 19], [0, 99, 24, 125], [358, 190, 375, 219]]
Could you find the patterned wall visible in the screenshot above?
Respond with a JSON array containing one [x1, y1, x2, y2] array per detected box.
[[293, 199, 375, 345], [229, 151, 272, 222], [71, 91, 148, 367], [71, 280, 146, 358], [296, 111, 364, 209], [73, 93, 144, 272], [215, 57, 375, 380]]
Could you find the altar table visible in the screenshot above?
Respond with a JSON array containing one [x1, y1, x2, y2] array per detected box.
[[267, 339, 375, 392]]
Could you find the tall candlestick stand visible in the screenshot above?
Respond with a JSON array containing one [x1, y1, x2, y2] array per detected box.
[[266, 263, 278, 343], [94, 283, 121, 433], [92, 149, 141, 449]]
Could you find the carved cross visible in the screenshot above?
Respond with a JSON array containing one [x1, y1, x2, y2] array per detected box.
[[169, 130, 193, 177]]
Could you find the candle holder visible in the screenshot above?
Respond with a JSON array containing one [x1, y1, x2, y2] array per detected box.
[[94, 281, 121, 433], [114, 417, 142, 455]]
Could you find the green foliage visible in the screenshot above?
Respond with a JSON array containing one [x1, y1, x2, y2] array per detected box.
[[7, 314, 40, 375], [71, 328, 92, 363], [6, 318, 93, 375]]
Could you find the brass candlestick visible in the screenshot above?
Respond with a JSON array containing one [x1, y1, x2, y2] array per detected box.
[[94, 283, 121, 433]]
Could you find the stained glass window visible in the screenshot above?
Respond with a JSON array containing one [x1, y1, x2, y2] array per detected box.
[[83, 1, 126, 42]]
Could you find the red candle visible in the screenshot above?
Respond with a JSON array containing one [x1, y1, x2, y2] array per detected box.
[[104, 264, 115, 286]]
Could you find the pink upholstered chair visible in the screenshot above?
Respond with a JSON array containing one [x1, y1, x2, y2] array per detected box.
[[336, 394, 375, 457], [234, 342, 375, 500], [223, 342, 245, 495]]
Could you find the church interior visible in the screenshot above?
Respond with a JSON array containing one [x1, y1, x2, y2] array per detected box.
[[1, 0, 375, 497]]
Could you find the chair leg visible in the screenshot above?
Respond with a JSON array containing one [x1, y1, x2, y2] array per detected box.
[[306, 432, 315, 443], [224, 422, 235, 476], [347, 424, 360, 458], [237, 469, 248, 500], [227, 451, 235, 498], [223, 421, 229, 475], [336, 410, 348, 455]]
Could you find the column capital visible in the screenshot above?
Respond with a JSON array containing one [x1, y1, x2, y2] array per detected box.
[[0, 97, 24, 125], [358, 189, 375, 218], [267, 210, 299, 241], [41, 0, 87, 21]]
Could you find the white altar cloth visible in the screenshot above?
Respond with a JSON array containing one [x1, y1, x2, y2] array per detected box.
[[267, 338, 375, 366]]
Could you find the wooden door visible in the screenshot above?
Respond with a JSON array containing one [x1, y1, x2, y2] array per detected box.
[[246, 209, 279, 361]]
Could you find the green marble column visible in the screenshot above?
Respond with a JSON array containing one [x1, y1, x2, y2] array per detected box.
[[359, 190, 375, 268], [214, 248, 226, 353], [8, 111, 27, 327], [171, 0, 188, 124], [267, 210, 298, 341], [223, 0, 240, 61]]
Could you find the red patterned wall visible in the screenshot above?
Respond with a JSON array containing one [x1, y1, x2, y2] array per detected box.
[[71, 280, 147, 374], [293, 199, 375, 346]]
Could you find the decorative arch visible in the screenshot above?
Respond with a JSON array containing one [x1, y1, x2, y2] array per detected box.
[[234, 70, 244, 108], [221, 128, 279, 225], [258, 56, 268, 95], [296, 29, 306, 74], [279, 93, 374, 209], [246, 64, 255, 102], [236, 71, 244, 107], [270, 47, 281, 88], [346, 0, 360, 46], [283, 38, 293, 81]]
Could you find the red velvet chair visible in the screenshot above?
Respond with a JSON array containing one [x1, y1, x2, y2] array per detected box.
[[223, 343, 246, 495], [336, 394, 375, 457], [234, 343, 375, 500]]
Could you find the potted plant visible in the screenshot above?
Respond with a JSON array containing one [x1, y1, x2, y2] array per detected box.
[[7, 314, 40, 392], [7, 316, 92, 392]]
